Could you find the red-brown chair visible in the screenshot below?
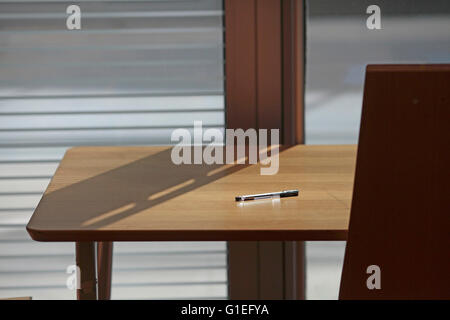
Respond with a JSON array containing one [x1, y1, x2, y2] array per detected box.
[[340, 65, 450, 299]]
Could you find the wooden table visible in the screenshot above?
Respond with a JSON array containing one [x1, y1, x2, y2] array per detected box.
[[27, 145, 356, 299]]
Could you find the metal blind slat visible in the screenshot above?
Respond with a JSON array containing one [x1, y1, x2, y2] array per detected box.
[[0, 0, 226, 300]]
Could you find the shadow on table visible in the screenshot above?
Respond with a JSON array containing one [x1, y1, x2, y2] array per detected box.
[[28, 145, 286, 236]]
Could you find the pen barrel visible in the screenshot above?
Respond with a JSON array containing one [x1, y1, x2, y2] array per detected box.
[[235, 190, 299, 201]]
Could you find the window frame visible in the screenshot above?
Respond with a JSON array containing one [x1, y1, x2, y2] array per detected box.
[[224, 0, 306, 299]]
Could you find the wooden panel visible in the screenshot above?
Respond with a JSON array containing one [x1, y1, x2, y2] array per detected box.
[[225, 0, 257, 130], [258, 242, 284, 299], [228, 241, 289, 299], [282, 0, 305, 144], [284, 241, 306, 299], [225, 0, 304, 139], [340, 65, 450, 299], [228, 241, 304, 299], [256, 0, 282, 130], [281, 0, 306, 300], [225, 0, 285, 133], [227, 241, 259, 299], [26, 145, 355, 241]]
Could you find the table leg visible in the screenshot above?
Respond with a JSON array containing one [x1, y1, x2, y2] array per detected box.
[[75, 242, 97, 300], [298, 241, 306, 300], [97, 241, 113, 300]]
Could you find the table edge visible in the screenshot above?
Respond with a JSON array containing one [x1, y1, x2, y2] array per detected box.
[[26, 225, 348, 242]]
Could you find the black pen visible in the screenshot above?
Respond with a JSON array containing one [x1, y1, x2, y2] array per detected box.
[[235, 190, 299, 202]]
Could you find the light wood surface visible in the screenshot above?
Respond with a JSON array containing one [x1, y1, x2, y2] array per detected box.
[[27, 145, 356, 241]]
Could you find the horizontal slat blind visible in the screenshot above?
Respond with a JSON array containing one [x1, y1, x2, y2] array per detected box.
[[0, 0, 226, 300]]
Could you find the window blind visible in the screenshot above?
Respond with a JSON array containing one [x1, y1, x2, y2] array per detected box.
[[0, 0, 226, 299]]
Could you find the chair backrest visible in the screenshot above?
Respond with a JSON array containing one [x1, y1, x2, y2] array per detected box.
[[339, 65, 450, 299]]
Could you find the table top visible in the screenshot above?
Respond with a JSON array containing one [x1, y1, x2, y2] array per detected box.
[[27, 145, 356, 241]]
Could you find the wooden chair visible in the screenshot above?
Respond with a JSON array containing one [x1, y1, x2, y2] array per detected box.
[[339, 65, 450, 299]]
